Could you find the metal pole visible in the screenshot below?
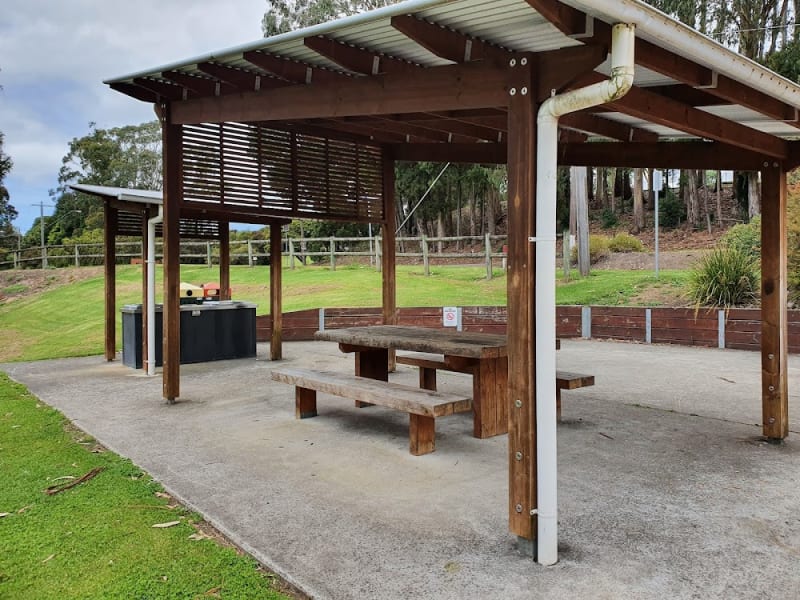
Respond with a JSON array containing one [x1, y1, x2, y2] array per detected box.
[[653, 169, 663, 279]]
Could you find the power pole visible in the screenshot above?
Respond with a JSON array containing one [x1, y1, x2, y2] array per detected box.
[[33, 202, 53, 269]]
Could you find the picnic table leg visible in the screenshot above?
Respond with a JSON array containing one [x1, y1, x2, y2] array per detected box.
[[472, 356, 508, 438], [354, 348, 389, 407], [409, 413, 435, 455], [296, 387, 317, 419], [419, 367, 437, 391]]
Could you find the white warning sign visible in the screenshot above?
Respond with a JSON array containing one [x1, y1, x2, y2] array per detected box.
[[443, 306, 458, 327]]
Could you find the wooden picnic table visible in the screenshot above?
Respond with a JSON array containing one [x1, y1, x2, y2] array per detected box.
[[315, 325, 509, 438]]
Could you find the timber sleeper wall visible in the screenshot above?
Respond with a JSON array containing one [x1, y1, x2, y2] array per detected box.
[[256, 306, 800, 353]]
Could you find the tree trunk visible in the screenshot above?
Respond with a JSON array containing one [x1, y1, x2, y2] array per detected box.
[[486, 187, 496, 236], [633, 168, 644, 233], [436, 213, 445, 253], [748, 171, 761, 218], [685, 169, 700, 228], [571, 167, 591, 277], [608, 167, 617, 213], [715, 170, 723, 226], [587, 167, 594, 202]]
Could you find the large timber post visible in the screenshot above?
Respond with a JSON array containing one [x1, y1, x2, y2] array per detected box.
[[103, 202, 118, 361], [270, 220, 283, 361], [162, 105, 183, 402], [760, 163, 789, 440], [382, 148, 397, 327], [506, 54, 538, 548]]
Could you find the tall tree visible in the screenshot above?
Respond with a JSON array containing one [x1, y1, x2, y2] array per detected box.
[[40, 121, 162, 245], [0, 132, 15, 237], [262, 0, 397, 35]]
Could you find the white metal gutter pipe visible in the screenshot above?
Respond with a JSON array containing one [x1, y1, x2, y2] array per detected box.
[[533, 23, 635, 567], [146, 206, 163, 377], [568, 0, 800, 111]]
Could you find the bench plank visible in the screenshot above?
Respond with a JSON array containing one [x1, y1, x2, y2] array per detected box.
[[271, 367, 472, 455]]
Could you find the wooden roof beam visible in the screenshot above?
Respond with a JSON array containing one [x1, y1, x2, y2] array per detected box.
[[303, 35, 417, 76], [345, 116, 472, 143], [243, 51, 349, 84], [393, 141, 772, 169], [561, 112, 659, 143], [170, 61, 509, 124], [391, 15, 510, 64], [394, 113, 504, 141], [526, 0, 799, 124], [311, 119, 412, 144]]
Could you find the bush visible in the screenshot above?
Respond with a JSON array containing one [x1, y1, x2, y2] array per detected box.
[[599, 208, 618, 229], [721, 216, 760, 261], [571, 234, 610, 264], [686, 247, 759, 308], [608, 233, 645, 253], [659, 190, 686, 228]]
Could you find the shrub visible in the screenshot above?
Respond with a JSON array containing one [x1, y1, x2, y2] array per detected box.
[[686, 247, 759, 308], [721, 216, 760, 261], [659, 190, 686, 228], [600, 208, 618, 229], [608, 233, 645, 253], [571, 234, 610, 264]]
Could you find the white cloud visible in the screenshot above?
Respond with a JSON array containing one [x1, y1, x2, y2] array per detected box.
[[0, 0, 267, 229]]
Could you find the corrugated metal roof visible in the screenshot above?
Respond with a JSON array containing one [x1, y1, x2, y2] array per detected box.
[[105, 0, 800, 146]]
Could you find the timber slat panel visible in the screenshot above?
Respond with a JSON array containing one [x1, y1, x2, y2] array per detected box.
[[181, 122, 384, 223]]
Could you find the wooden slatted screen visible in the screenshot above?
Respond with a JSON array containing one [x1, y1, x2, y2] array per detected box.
[[182, 122, 385, 223], [117, 210, 220, 240]]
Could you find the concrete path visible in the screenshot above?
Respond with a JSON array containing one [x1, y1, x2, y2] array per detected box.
[[4, 339, 800, 599]]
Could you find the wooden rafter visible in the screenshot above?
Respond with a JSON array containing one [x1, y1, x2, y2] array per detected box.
[[132, 77, 190, 101], [574, 72, 788, 158], [393, 113, 503, 141], [525, 0, 800, 125], [162, 71, 237, 96], [109, 82, 158, 103], [391, 15, 509, 64], [347, 116, 469, 143], [311, 119, 411, 144], [561, 112, 659, 143], [304, 35, 417, 75], [196, 62, 266, 92], [243, 50, 348, 84]]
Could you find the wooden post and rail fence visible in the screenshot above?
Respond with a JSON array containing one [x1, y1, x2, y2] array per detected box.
[[0, 234, 511, 275]]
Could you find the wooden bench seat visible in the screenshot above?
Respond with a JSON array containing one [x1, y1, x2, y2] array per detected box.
[[396, 352, 594, 421], [270, 367, 472, 455]]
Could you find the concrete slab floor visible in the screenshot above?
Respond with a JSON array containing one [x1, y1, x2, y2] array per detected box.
[[3, 339, 800, 599]]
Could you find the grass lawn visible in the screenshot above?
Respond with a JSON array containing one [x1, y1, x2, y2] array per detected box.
[[0, 373, 291, 600], [0, 263, 689, 363]]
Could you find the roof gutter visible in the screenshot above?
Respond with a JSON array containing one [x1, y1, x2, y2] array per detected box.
[[567, 0, 800, 110], [532, 22, 635, 567]]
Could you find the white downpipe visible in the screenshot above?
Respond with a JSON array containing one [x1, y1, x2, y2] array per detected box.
[[568, 0, 800, 111], [146, 206, 163, 376], [533, 23, 635, 567]]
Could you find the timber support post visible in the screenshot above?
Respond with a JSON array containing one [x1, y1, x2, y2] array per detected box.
[[382, 149, 397, 370], [103, 202, 118, 361], [760, 163, 789, 441], [270, 220, 283, 360], [162, 106, 182, 403], [220, 222, 231, 300], [506, 53, 538, 549]]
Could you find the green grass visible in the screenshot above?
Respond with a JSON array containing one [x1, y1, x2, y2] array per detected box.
[[0, 264, 689, 363], [0, 373, 289, 600]]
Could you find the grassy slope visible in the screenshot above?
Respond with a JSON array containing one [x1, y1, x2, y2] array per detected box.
[[0, 374, 289, 600], [0, 264, 688, 362]]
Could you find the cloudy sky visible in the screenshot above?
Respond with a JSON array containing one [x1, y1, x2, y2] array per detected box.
[[1, 0, 268, 233]]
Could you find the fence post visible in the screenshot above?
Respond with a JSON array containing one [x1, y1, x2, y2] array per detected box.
[[288, 238, 295, 270], [75, 245, 80, 268], [422, 235, 430, 276], [562, 229, 570, 281], [247, 240, 254, 267], [329, 236, 336, 271], [485, 232, 493, 280], [376, 236, 382, 273], [206, 242, 212, 268]]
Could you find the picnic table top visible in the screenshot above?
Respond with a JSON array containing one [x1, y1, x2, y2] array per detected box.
[[315, 325, 507, 359]]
